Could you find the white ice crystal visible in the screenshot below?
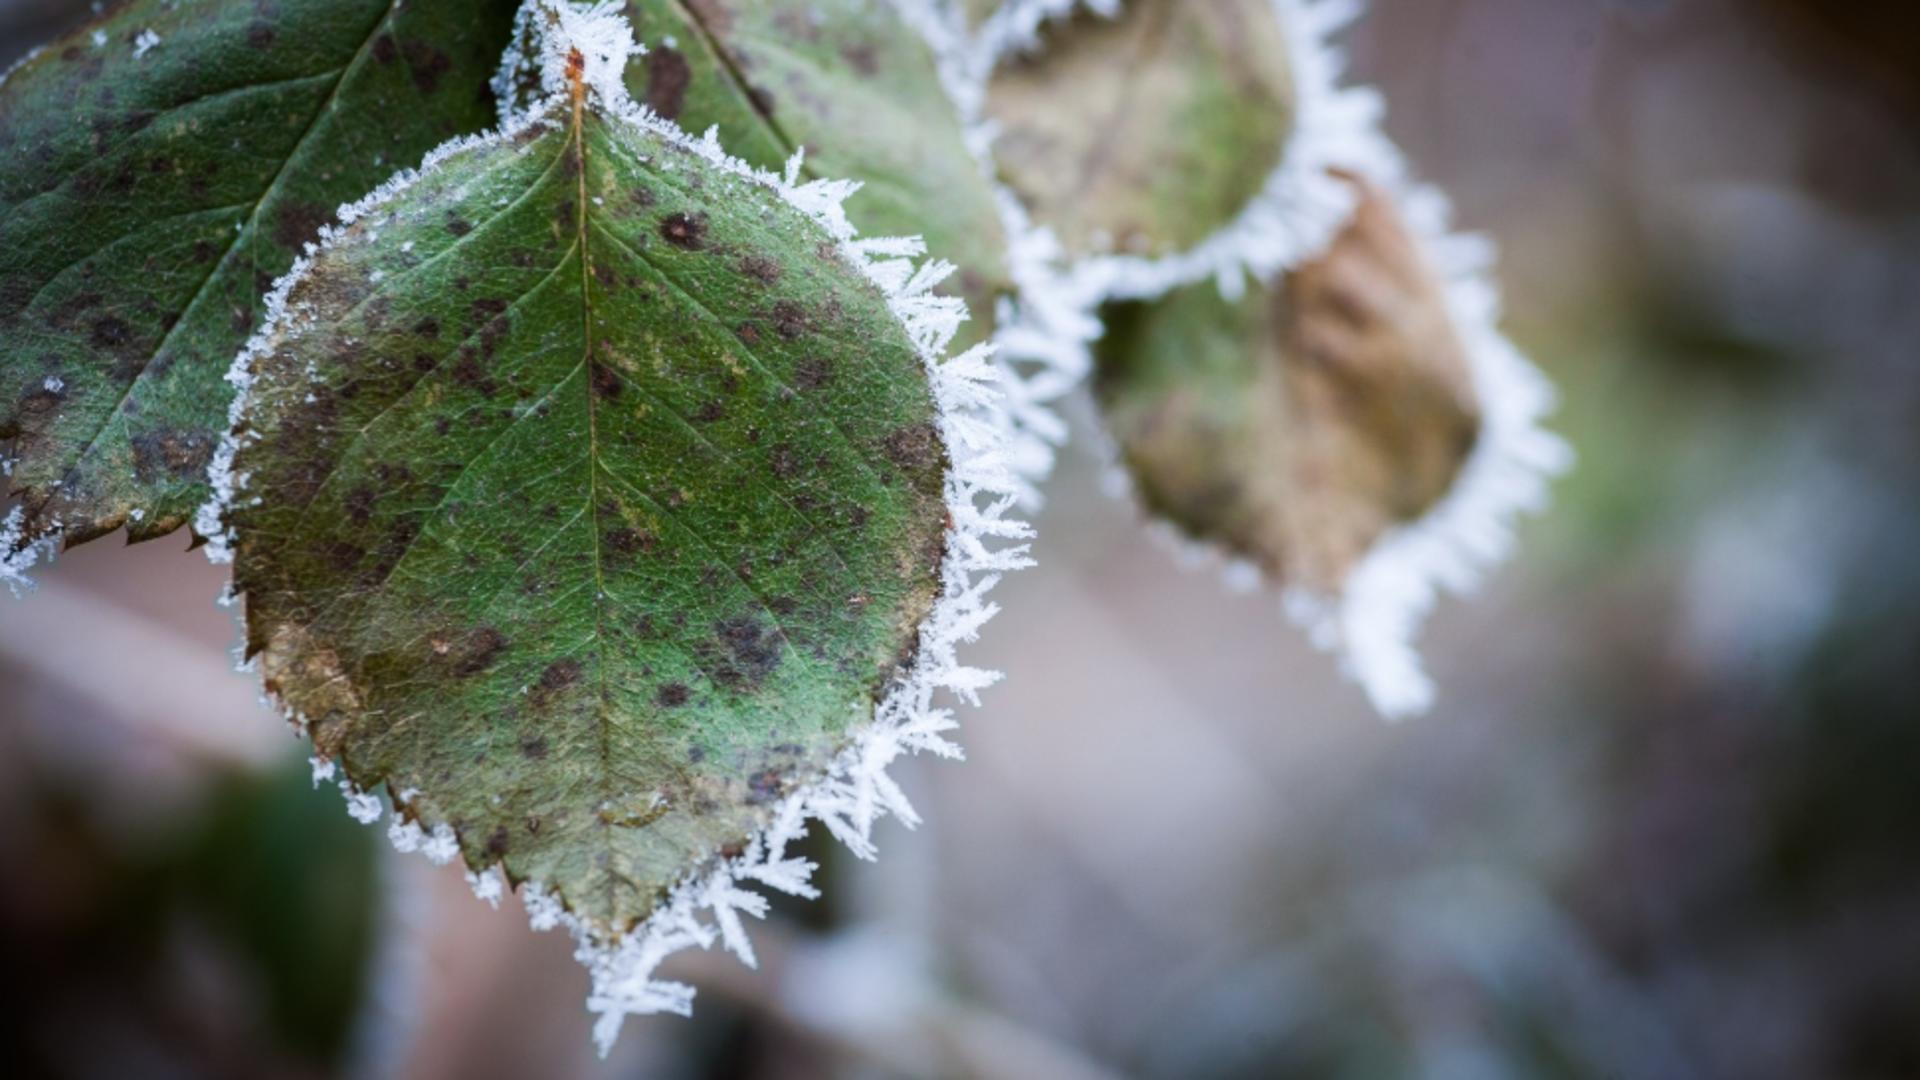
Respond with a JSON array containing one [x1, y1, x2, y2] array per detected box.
[[202, 0, 1030, 1056], [1, 504, 60, 597], [132, 29, 161, 59]]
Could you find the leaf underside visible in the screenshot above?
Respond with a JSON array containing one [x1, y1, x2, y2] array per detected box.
[[621, 0, 1011, 350], [1094, 176, 1483, 592], [0, 0, 515, 554], [227, 97, 948, 934], [985, 0, 1296, 260]]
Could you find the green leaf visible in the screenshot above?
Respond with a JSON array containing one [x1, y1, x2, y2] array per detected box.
[[984, 0, 1295, 260], [617, 0, 1011, 348], [0, 0, 517, 563], [1093, 175, 1482, 592], [219, 79, 951, 934]]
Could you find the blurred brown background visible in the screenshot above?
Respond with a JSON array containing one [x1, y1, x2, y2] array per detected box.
[[4, 0, 1919, 1077]]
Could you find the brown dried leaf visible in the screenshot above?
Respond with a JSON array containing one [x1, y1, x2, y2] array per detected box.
[[1094, 174, 1482, 591]]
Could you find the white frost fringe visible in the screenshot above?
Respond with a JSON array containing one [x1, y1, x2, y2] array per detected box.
[[200, 0, 1030, 1056], [1, 503, 60, 596], [905, 0, 1570, 717]]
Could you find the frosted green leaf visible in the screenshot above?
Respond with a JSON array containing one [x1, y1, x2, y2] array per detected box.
[[616, 0, 1011, 348], [0, 0, 516, 566], [219, 73, 950, 933], [985, 0, 1295, 259], [1094, 176, 1482, 591]]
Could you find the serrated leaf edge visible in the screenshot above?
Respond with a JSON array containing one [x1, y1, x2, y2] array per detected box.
[[198, 0, 1033, 1054]]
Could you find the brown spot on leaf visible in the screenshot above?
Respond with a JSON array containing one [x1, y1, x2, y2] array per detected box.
[[372, 33, 398, 65], [590, 362, 622, 400], [603, 525, 654, 557], [89, 316, 132, 351], [882, 422, 941, 474], [536, 658, 583, 695], [747, 769, 783, 804], [246, 22, 276, 49], [271, 201, 330, 251], [453, 627, 509, 676], [659, 212, 707, 250], [656, 682, 690, 708], [400, 39, 453, 95], [739, 254, 781, 286], [769, 299, 808, 340], [703, 616, 784, 691], [130, 429, 215, 483]]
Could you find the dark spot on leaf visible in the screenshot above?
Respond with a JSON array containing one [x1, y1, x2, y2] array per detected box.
[[446, 216, 472, 237], [769, 443, 798, 479], [451, 351, 496, 396], [372, 33, 397, 65], [631, 186, 656, 208], [413, 316, 441, 339], [454, 628, 509, 676], [603, 525, 654, 558], [656, 682, 690, 708], [883, 422, 941, 473], [703, 616, 784, 691], [694, 399, 725, 423], [486, 824, 510, 856], [400, 39, 453, 95], [590, 362, 621, 400], [739, 253, 781, 286], [659, 212, 707, 250], [643, 47, 691, 119], [533, 658, 583, 705], [129, 430, 214, 483], [89, 316, 132, 350], [271, 201, 330, 251], [19, 382, 64, 415], [246, 22, 276, 49], [748, 769, 782, 805], [520, 735, 549, 760], [769, 300, 808, 340]]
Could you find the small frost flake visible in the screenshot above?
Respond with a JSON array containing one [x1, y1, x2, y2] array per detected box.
[[132, 29, 161, 58]]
